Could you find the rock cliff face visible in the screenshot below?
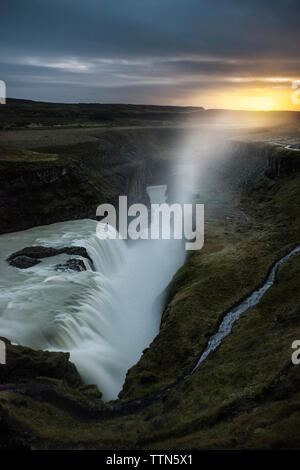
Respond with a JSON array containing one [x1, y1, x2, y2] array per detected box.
[[0, 128, 175, 233], [5, 132, 296, 236], [266, 146, 300, 177], [0, 155, 87, 233], [0, 337, 82, 387], [0, 337, 104, 449], [213, 141, 300, 188]]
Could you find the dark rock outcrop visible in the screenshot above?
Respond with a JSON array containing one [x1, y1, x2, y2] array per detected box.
[[9, 255, 41, 269], [7, 245, 93, 269], [0, 337, 82, 387], [55, 258, 86, 272], [267, 146, 300, 177], [0, 337, 105, 448]]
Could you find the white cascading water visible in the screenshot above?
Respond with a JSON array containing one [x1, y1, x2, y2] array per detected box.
[[0, 185, 185, 401]]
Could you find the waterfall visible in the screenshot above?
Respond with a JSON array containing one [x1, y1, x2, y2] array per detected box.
[[0, 186, 185, 401]]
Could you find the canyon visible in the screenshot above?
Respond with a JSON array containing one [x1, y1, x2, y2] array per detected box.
[[0, 99, 300, 449]]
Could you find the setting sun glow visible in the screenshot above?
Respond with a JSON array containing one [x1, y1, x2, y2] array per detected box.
[[191, 83, 299, 111]]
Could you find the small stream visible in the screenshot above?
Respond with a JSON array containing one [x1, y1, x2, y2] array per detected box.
[[191, 245, 300, 373]]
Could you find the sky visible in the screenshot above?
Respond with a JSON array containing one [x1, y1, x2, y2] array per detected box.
[[1, 0, 300, 110]]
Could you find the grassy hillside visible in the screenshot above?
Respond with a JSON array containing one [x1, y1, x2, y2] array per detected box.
[[0, 98, 204, 130]]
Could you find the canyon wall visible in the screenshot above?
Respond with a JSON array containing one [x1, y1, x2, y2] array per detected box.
[[0, 128, 175, 233]]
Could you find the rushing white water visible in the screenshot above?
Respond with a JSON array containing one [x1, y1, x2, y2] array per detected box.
[[191, 245, 300, 373], [0, 185, 185, 401]]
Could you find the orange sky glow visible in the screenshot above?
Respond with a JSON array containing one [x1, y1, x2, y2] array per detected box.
[[189, 79, 300, 111]]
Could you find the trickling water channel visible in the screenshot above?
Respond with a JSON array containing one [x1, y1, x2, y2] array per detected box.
[[0, 185, 185, 401], [191, 245, 300, 373]]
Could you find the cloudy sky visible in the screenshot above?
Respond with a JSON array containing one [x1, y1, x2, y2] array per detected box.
[[1, 0, 300, 109]]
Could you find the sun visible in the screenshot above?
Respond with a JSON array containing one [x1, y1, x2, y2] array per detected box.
[[190, 85, 298, 111], [218, 88, 293, 111], [236, 95, 277, 111]]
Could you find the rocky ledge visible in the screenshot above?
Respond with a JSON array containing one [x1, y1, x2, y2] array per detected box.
[[7, 245, 93, 270]]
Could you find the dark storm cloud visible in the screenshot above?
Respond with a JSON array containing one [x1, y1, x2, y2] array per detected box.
[[1, 0, 300, 104]]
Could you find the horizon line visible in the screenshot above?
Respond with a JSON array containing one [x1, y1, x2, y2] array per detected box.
[[5, 97, 300, 113]]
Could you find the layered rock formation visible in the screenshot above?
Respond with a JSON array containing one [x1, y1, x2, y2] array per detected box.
[[0, 128, 177, 233]]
